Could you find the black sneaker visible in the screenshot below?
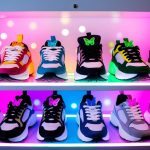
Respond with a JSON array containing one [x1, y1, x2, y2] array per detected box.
[[77, 94, 109, 142], [0, 93, 37, 142], [37, 94, 67, 141], [75, 32, 107, 80]]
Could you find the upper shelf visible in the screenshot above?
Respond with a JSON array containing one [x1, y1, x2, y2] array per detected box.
[[0, 74, 149, 90], [0, 0, 150, 12]]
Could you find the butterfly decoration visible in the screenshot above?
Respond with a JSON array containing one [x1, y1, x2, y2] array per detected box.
[[47, 40, 57, 47], [87, 98, 96, 106], [83, 37, 95, 46], [13, 98, 22, 107], [49, 98, 60, 106], [124, 38, 134, 47]]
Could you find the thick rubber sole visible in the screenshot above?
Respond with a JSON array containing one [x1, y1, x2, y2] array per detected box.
[[37, 126, 68, 141], [144, 111, 150, 124], [110, 112, 141, 142], [74, 71, 108, 80], [76, 114, 109, 142], [108, 61, 137, 80], [8, 113, 37, 142], [36, 72, 68, 80], [9, 62, 34, 80]]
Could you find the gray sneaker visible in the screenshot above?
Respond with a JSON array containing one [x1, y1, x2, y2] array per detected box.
[[110, 94, 150, 141]]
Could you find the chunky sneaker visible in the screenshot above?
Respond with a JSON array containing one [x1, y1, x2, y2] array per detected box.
[[37, 94, 67, 141], [0, 34, 34, 80], [77, 94, 109, 142], [110, 93, 150, 141], [36, 36, 67, 80], [144, 105, 150, 124], [0, 111, 3, 123], [75, 32, 107, 80], [109, 38, 149, 80], [0, 93, 37, 142]]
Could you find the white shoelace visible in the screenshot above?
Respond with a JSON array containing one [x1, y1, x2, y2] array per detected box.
[[83, 105, 101, 121], [41, 47, 62, 61], [2, 46, 23, 62], [125, 104, 143, 120]]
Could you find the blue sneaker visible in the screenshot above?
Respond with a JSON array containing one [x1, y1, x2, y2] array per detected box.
[[36, 36, 67, 79], [77, 94, 109, 142]]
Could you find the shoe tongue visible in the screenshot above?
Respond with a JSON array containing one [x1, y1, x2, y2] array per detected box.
[[78, 35, 100, 47], [123, 38, 134, 48], [49, 97, 60, 107], [47, 40, 57, 47], [127, 98, 137, 107], [12, 97, 23, 107], [46, 36, 58, 47], [10, 41, 25, 48], [86, 98, 96, 106]]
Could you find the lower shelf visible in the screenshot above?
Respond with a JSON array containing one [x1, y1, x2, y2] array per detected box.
[[0, 115, 150, 147]]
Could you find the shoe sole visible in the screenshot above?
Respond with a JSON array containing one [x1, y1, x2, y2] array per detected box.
[[36, 72, 68, 80], [144, 111, 150, 124], [74, 71, 108, 80], [108, 61, 137, 80], [37, 126, 68, 141], [9, 62, 34, 80], [110, 112, 141, 141], [76, 114, 109, 142], [8, 113, 37, 142]]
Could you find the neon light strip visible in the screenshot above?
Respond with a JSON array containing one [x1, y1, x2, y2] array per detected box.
[[0, 82, 150, 87], [36, 114, 110, 118], [3, 114, 111, 118], [0, 143, 150, 147]]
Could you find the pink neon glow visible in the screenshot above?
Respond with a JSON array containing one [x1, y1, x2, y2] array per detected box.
[[0, 11, 149, 72]]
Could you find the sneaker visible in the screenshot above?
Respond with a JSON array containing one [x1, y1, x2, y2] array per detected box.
[[75, 32, 107, 80], [36, 36, 67, 80], [144, 105, 150, 124], [110, 93, 150, 141], [108, 38, 149, 80], [0, 93, 37, 142], [0, 34, 34, 80], [0, 111, 3, 123], [77, 94, 109, 142], [37, 94, 67, 141]]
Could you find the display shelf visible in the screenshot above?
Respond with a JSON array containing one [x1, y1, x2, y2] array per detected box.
[[0, 115, 150, 148], [0, 74, 149, 90], [0, 0, 150, 12]]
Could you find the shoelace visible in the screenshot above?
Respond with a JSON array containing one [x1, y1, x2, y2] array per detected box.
[[125, 104, 143, 120], [43, 105, 61, 122], [121, 46, 142, 63], [83, 105, 101, 121], [2, 46, 23, 62], [5, 102, 26, 122], [80, 46, 102, 63], [41, 47, 62, 62]]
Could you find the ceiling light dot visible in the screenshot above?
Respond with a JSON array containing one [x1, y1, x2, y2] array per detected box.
[[34, 99, 41, 106], [31, 42, 37, 49], [61, 29, 69, 36], [108, 42, 115, 48], [0, 33, 7, 40], [7, 20, 14, 28], [29, 22, 37, 30], [71, 103, 77, 109], [79, 25, 86, 33], [117, 32, 123, 39], [104, 99, 111, 106]]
